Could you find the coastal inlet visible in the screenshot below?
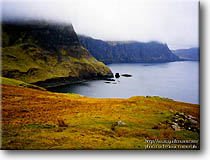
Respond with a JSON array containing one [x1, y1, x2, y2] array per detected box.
[[48, 61, 199, 104]]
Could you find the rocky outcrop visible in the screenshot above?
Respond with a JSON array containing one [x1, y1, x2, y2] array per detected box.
[[2, 20, 113, 87], [78, 35, 180, 64], [167, 111, 199, 132]]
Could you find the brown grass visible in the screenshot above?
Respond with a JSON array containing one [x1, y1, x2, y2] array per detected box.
[[1, 84, 200, 150]]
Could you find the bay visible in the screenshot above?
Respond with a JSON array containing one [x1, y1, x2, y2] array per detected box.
[[48, 61, 199, 104]]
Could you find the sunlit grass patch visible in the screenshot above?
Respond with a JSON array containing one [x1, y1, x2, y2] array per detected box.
[[65, 93, 83, 98], [1, 77, 45, 90]]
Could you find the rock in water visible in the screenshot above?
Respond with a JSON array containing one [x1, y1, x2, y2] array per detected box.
[[104, 78, 115, 81], [115, 73, 120, 78], [121, 74, 132, 77], [104, 81, 111, 84]]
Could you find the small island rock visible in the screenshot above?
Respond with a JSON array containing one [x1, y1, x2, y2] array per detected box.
[[121, 74, 132, 77], [115, 73, 120, 78]]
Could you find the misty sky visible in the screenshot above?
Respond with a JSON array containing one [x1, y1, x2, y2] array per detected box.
[[2, 0, 199, 49]]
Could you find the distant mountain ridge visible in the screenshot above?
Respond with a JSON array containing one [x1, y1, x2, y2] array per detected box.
[[2, 20, 113, 88], [78, 35, 180, 64], [172, 48, 199, 61]]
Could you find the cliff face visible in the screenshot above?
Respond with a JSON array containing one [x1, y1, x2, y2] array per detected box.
[[172, 48, 199, 61], [2, 21, 113, 87], [78, 35, 180, 64]]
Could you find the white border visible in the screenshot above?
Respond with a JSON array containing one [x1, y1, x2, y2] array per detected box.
[[0, 0, 209, 159]]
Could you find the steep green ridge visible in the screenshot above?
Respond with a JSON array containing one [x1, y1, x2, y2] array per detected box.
[[172, 48, 199, 61], [78, 35, 180, 64], [2, 20, 113, 87]]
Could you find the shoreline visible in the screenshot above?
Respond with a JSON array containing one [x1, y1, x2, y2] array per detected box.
[[32, 74, 114, 89]]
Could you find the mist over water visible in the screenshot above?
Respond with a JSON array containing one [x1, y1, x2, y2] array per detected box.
[[49, 61, 199, 104]]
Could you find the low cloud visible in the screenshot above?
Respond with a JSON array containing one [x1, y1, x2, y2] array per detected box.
[[2, 0, 199, 49]]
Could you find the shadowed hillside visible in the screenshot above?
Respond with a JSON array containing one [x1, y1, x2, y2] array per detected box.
[[172, 48, 199, 61], [78, 35, 180, 64]]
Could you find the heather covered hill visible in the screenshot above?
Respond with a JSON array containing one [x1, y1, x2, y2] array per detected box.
[[2, 20, 113, 88], [1, 84, 199, 149], [78, 35, 180, 64]]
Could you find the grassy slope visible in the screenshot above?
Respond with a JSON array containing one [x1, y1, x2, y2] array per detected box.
[[2, 44, 111, 84], [0, 77, 46, 90], [1, 84, 199, 150]]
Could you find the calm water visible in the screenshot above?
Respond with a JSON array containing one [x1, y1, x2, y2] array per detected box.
[[49, 61, 199, 104]]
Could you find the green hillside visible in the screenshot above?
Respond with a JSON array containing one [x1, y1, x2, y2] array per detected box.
[[2, 20, 113, 87]]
